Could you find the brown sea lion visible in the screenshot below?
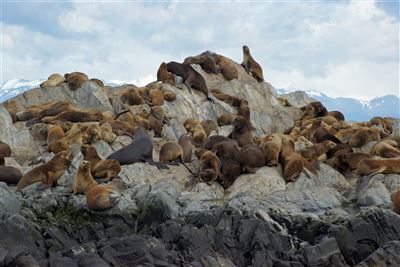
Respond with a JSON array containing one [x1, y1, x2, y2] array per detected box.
[[178, 134, 194, 163], [183, 54, 220, 74], [73, 160, 97, 194], [80, 145, 121, 182], [0, 141, 12, 158], [163, 89, 177, 102], [3, 99, 23, 123], [16, 101, 57, 121], [149, 88, 165, 106], [41, 109, 104, 124], [348, 128, 381, 147], [0, 166, 22, 185], [237, 99, 251, 123], [371, 137, 400, 158], [301, 140, 337, 166], [260, 140, 282, 166], [47, 125, 65, 145], [314, 127, 343, 144], [325, 143, 353, 159], [211, 89, 241, 107], [100, 122, 117, 143], [40, 73, 65, 88], [89, 78, 104, 88], [217, 114, 237, 126], [211, 140, 242, 188], [120, 87, 146, 106], [215, 55, 238, 80], [228, 116, 254, 147], [301, 101, 328, 120], [201, 120, 218, 137], [327, 111, 345, 121], [86, 179, 126, 211], [157, 62, 176, 86], [391, 187, 400, 214], [166, 61, 213, 102], [106, 127, 168, 169], [16, 151, 72, 191], [198, 151, 220, 183], [357, 158, 400, 176], [277, 97, 292, 107], [37, 101, 76, 119], [202, 135, 231, 150], [241, 45, 264, 82], [65, 72, 89, 91], [239, 144, 266, 173], [101, 119, 137, 136], [325, 152, 370, 174]]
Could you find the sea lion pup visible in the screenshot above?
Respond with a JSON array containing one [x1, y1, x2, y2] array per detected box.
[[348, 128, 381, 147], [16, 151, 72, 191], [239, 144, 266, 173], [391, 188, 400, 214], [157, 62, 176, 85], [211, 89, 241, 107], [183, 54, 220, 74], [178, 134, 194, 163], [371, 137, 400, 158], [148, 106, 166, 136], [326, 143, 353, 159], [149, 88, 165, 106], [64, 71, 89, 91], [183, 118, 207, 147], [201, 120, 218, 137], [356, 158, 400, 176], [277, 97, 292, 107], [107, 127, 168, 169], [159, 141, 196, 175], [41, 109, 104, 124], [166, 61, 213, 102], [40, 73, 66, 88], [325, 152, 370, 174], [81, 124, 102, 144], [294, 136, 313, 154], [0, 141, 12, 158], [46, 125, 65, 145], [48, 124, 82, 153], [100, 122, 117, 143], [217, 114, 237, 126], [280, 136, 317, 182], [202, 135, 231, 150], [301, 140, 337, 166], [327, 111, 345, 121], [215, 55, 238, 80], [0, 166, 22, 185], [314, 127, 343, 144], [370, 116, 394, 134], [163, 89, 177, 102], [80, 144, 121, 182], [260, 141, 281, 166], [120, 87, 146, 105], [229, 116, 254, 147], [211, 140, 241, 187], [89, 78, 104, 88], [238, 99, 251, 122], [102, 119, 137, 136], [198, 151, 220, 183], [73, 160, 97, 194], [241, 45, 264, 82], [301, 101, 328, 120]]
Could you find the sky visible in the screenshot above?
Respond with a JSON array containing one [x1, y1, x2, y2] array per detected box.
[[1, 0, 399, 101]]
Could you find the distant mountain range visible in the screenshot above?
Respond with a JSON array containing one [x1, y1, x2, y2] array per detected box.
[[1, 79, 398, 122], [277, 89, 399, 122]]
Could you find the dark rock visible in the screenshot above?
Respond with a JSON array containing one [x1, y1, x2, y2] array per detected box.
[[76, 252, 109, 267]]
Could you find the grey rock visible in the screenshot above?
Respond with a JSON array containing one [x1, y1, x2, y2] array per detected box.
[[357, 176, 391, 207], [0, 182, 20, 214]]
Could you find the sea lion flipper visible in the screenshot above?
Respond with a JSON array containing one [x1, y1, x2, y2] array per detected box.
[[145, 159, 170, 170], [36, 182, 52, 191]]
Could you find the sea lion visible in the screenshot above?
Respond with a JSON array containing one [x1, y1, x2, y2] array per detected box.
[[89, 78, 104, 88], [41, 109, 104, 124], [40, 73, 65, 88], [183, 119, 207, 147], [211, 140, 242, 188], [149, 88, 165, 106], [85, 179, 126, 211], [120, 87, 146, 106], [237, 99, 251, 123], [159, 142, 183, 163], [241, 45, 264, 82], [37, 101, 76, 119], [48, 124, 82, 153], [16, 151, 72, 191], [280, 136, 317, 182], [0, 166, 22, 185], [301, 140, 337, 166], [157, 62, 176, 86], [183, 54, 220, 74], [217, 114, 237, 126], [73, 160, 97, 194], [314, 127, 343, 144], [198, 151, 220, 183], [0, 141, 12, 158], [294, 136, 314, 154], [163, 89, 177, 102], [391, 187, 400, 214], [301, 101, 328, 120], [215, 55, 238, 80], [47, 125, 65, 145], [228, 116, 254, 147], [201, 120, 218, 137], [101, 119, 137, 136], [260, 140, 282, 166], [107, 127, 168, 169], [65, 72, 89, 91], [202, 135, 231, 150], [16, 101, 57, 121], [325, 152, 370, 174], [3, 99, 24, 123], [148, 106, 166, 136], [371, 137, 400, 158], [183, 118, 200, 131], [166, 61, 213, 102], [277, 97, 292, 107], [327, 111, 345, 121], [178, 134, 194, 163], [239, 144, 266, 173], [100, 122, 117, 143], [356, 158, 400, 176], [211, 89, 241, 107], [81, 144, 121, 181], [81, 124, 102, 144], [348, 128, 381, 147], [325, 143, 353, 159]]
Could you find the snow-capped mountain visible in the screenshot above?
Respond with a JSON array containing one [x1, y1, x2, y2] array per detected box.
[[277, 89, 400, 121]]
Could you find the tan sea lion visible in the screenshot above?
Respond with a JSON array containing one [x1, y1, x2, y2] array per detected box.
[[65, 72, 89, 91], [40, 73, 65, 88], [201, 120, 218, 137], [157, 62, 176, 86], [357, 158, 400, 176], [217, 114, 237, 126], [215, 55, 238, 80], [371, 137, 400, 158]]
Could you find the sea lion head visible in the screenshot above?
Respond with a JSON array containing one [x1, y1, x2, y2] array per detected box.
[[242, 45, 250, 54]]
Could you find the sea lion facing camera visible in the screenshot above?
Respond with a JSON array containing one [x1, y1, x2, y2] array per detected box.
[[107, 127, 168, 169], [229, 116, 254, 147], [157, 62, 176, 86]]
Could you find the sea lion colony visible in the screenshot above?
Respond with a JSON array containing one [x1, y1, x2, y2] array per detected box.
[[1, 46, 400, 213]]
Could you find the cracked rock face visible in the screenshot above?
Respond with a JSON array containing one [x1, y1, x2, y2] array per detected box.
[[1, 55, 399, 266]]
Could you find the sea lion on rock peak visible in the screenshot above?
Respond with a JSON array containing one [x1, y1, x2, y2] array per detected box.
[[106, 127, 169, 170], [166, 61, 214, 102], [157, 62, 176, 86], [241, 45, 264, 82], [65, 71, 89, 91]]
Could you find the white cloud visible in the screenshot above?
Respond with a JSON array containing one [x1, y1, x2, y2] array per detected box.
[[2, 1, 399, 99]]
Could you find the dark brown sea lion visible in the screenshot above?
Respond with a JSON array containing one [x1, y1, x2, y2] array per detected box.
[[0, 141, 12, 158], [228, 116, 254, 147], [106, 127, 168, 169], [0, 166, 22, 185], [202, 135, 231, 150], [239, 144, 266, 173], [241, 45, 264, 82]]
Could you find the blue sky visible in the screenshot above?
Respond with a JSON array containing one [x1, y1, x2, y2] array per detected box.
[[2, 0, 399, 100]]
